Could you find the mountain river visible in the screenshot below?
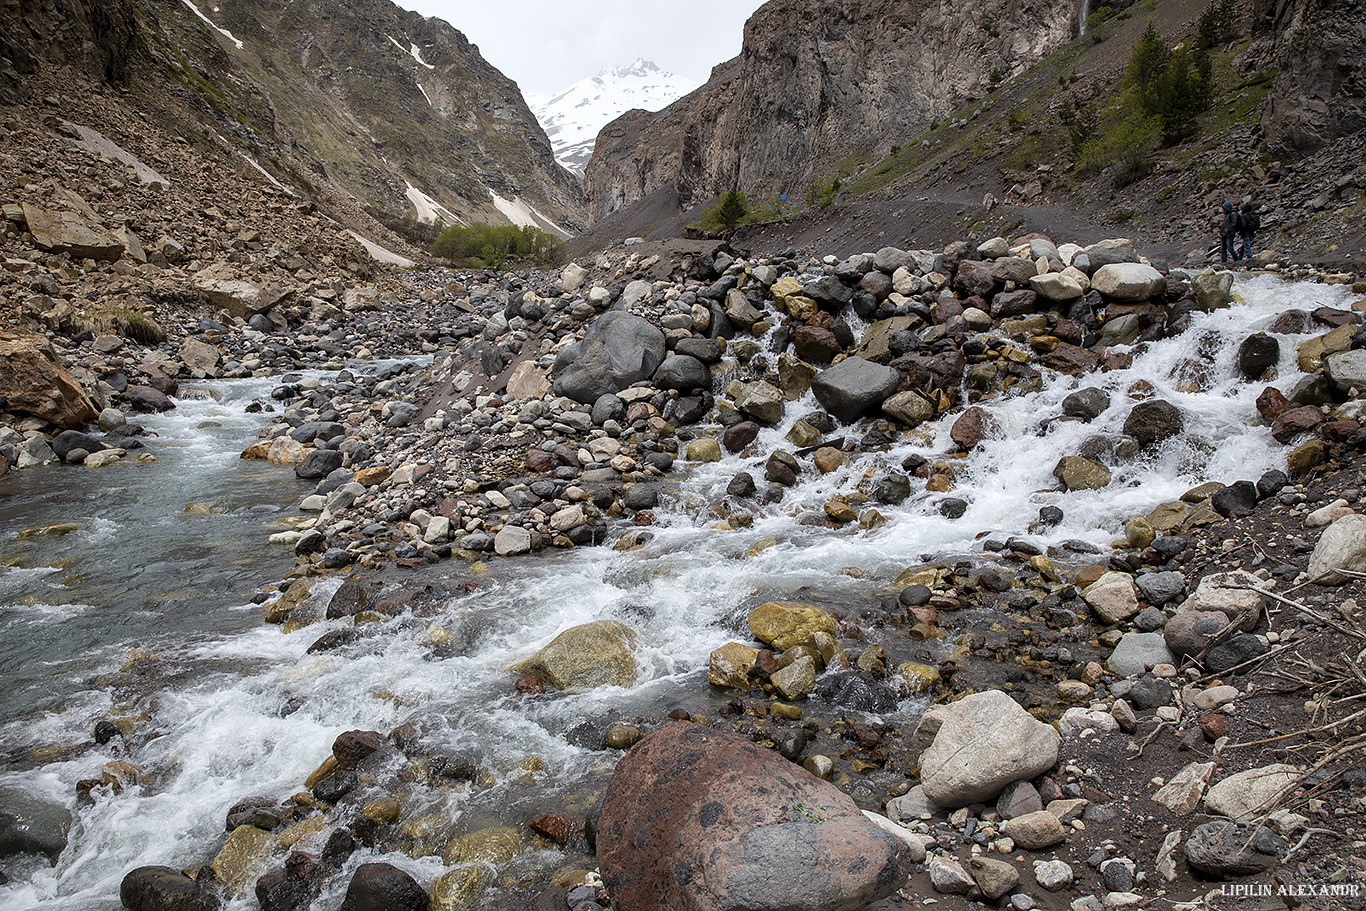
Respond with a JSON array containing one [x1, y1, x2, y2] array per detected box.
[[0, 273, 1357, 909]]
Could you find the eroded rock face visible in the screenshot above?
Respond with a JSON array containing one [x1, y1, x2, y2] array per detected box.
[[598, 721, 913, 911], [1254, 0, 1366, 157], [583, 0, 1078, 223], [0, 330, 98, 428]]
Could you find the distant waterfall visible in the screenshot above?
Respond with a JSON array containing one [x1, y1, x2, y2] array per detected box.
[[1079, 0, 1091, 35]]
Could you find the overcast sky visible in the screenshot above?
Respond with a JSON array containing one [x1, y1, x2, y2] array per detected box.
[[398, 1, 767, 98]]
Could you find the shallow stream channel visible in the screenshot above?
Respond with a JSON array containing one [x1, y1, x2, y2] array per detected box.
[[0, 274, 1357, 909]]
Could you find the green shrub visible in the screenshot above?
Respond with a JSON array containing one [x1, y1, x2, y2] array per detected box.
[[430, 223, 565, 269], [712, 189, 750, 231]]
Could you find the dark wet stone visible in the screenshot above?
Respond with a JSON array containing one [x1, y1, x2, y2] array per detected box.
[[338, 863, 429, 911], [874, 474, 912, 504], [326, 579, 375, 620], [1256, 469, 1289, 500], [1211, 481, 1257, 518], [1036, 506, 1064, 528], [93, 720, 121, 744], [814, 671, 899, 713], [1237, 333, 1280, 381], [898, 585, 932, 608], [121, 866, 220, 911], [312, 770, 358, 804], [727, 473, 757, 498], [939, 498, 968, 519], [623, 484, 660, 510], [1061, 387, 1110, 421]]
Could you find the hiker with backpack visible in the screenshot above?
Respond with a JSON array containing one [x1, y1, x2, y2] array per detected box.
[[1237, 202, 1260, 262], [1219, 201, 1239, 263]]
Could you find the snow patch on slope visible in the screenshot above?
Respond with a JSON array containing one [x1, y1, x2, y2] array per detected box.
[[532, 59, 698, 174], [347, 231, 415, 267], [386, 35, 435, 70], [182, 0, 244, 49], [405, 182, 458, 225], [490, 191, 568, 237]]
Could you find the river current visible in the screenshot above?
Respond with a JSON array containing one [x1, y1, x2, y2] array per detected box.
[[0, 273, 1356, 909]]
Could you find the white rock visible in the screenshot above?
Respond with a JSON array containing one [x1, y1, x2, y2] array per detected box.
[[1186, 684, 1238, 713], [1308, 514, 1366, 585], [1152, 762, 1214, 815], [928, 855, 974, 894], [919, 690, 1060, 806], [1091, 263, 1166, 300], [1181, 570, 1265, 624], [1082, 572, 1139, 623], [861, 811, 928, 864], [1205, 764, 1300, 820], [1059, 708, 1119, 738], [494, 525, 532, 556], [1029, 272, 1084, 302]]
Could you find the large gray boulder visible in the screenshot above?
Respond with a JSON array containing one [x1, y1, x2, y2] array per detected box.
[[1081, 239, 1139, 272], [1325, 350, 1366, 395], [1091, 263, 1166, 301], [552, 312, 667, 404], [917, 690, 1060, 806], [810, 357, 901, 425], [598, 721, 913, 911], [1107, 632, 1177, 677]]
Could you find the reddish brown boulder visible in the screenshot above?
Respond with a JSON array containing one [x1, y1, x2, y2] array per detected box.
[[950, 406, 997, 451], [598, 721, 912, 911], [794, 325, 843, 363], [1042, 342, 1101, 375], [1256, 387, 1291, 422], [0, 330, 98, 428], [1271, 405, 1325, 443]]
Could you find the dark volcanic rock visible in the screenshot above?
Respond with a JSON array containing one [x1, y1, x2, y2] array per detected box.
[[1185, 820, 1285, 877], [338, 863, 429, 911], [1237, 333, 1280, 380], [120, 866, 220, 911], [598, 721, 912, 911], [814, 671, 899, 713], [810, 357, 900, 425], [1123, 400, 1183, 446], [553, 312, 666, 404]]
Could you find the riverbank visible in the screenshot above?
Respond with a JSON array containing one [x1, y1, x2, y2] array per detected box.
[[2, 236, 1365, 911]]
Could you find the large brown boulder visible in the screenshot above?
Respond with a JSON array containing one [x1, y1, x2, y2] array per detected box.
[[0, 330, 98, 427], [21, 203, 125, 261], [598, 721, 913, 911]]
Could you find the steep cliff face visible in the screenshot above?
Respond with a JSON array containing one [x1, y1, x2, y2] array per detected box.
[[1251, 0, 1366, 156], [0, 0, 583, 232], [0, 0, 140, 100], [584, 0, 1080, 224]]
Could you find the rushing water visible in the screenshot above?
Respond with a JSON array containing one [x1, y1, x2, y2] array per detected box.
[[0, 274, 1357, 909]]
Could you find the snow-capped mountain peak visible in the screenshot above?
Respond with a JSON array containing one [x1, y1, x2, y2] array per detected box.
[[532, 59, 698, 175]]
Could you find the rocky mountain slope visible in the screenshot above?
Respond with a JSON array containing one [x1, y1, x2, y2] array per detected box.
[[580, 0, 1366, 269], [2, 0, 584, 235], [583, 0, 1081, 224], [531, 59, 699, 175]]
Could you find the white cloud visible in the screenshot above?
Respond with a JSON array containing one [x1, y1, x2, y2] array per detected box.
[[398, 0, 765, 96]]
